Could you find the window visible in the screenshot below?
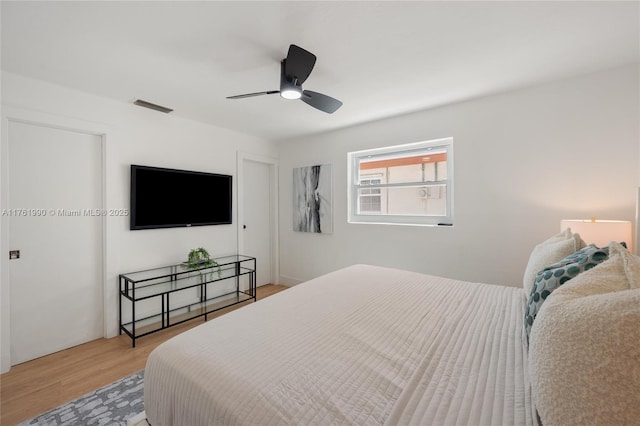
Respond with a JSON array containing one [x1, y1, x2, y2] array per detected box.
[[347, 138, 453, 226]]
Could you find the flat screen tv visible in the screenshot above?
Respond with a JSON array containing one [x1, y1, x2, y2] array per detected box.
[[130, 165, 232, 230]]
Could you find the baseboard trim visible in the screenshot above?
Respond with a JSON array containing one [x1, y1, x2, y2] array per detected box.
[[278, 275, 305, 286]]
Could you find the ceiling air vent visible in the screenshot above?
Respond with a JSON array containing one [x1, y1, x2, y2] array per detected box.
[[133, 99, 173, 113]]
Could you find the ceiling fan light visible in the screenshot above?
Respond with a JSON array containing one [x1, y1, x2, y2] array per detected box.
[[280, 88, 302, 100]]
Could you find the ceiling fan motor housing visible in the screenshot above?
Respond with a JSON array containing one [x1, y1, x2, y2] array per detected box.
[[280, 60, 302, 99]]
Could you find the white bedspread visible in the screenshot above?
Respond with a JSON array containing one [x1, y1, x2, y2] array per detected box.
[[144, 264, 536, 425]]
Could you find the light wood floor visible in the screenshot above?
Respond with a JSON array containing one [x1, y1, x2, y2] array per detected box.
[[0, 284, 288, 425]]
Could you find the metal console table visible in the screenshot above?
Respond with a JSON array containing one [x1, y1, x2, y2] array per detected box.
[[119, 254, 256, 347]]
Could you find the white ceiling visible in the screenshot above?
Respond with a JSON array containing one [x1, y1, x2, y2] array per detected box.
[[2, 1, 638, 142]]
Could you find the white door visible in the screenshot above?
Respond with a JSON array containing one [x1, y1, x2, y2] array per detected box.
[[243, 160, 273, 286], [9, 121, 103, 365]]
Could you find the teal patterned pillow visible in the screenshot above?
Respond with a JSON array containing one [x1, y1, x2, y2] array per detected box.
[[524, 245, 609, 342]]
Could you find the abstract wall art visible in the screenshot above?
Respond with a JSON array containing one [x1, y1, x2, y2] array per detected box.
[[292, 164, 332, 234]]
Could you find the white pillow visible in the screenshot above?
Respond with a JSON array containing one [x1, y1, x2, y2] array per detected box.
[[541, 227, 572, 244], [522, 229, 585, 295], [529, 242, 640, 426]]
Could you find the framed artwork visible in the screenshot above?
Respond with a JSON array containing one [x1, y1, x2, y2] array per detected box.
[[292, 164, 333, 234]]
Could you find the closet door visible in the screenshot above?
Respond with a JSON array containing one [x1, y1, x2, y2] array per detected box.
[[9, 121, 103, 365], [242, 159, 274, 287]]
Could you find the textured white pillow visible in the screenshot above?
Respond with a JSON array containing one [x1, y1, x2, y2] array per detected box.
[[541, 228, 572, 244], [522, 229, 585, 295], [529, 242, 640, 426]]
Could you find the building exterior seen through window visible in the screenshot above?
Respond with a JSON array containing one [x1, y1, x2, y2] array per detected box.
[[348, 138, 453, 226]]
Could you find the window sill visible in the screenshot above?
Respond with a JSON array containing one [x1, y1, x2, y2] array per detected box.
[[347, 220, 454, 228]]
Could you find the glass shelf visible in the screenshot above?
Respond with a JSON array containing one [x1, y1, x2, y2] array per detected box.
[[121, 254, 255, 284], [122, 265, 254, 301], [120, 290, 255, 338]]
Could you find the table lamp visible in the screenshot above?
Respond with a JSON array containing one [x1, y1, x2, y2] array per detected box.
[[560, 218, 633, 251]]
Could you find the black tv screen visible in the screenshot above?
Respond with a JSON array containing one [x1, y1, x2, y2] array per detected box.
[[130, 165, 232, 230]]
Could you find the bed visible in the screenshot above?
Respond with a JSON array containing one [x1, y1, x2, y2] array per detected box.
[[144, 232, 640, 426], [144, 264, 536, 425]]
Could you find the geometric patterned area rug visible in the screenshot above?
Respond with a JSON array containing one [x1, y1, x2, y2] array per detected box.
[[18, 370, 146, 426]]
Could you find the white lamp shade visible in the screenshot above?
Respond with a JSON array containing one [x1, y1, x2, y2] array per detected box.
[[560, 219, 633, 251]]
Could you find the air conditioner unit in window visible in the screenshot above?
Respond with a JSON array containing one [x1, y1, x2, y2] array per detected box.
[[418, 186, 441, 199]]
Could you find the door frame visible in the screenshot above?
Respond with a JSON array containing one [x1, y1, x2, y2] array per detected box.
[[236, 151, 279, 286], [1, 106, 109, 373], [636, 187, 639, 256]]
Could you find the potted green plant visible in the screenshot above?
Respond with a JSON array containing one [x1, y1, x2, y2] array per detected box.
[[185, 247, 221, 280]]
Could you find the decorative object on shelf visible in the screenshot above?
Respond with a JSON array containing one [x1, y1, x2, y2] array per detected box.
[[293, 164, 333, 234], [560, 218, 633, 251], [185, 247, 221, 279]]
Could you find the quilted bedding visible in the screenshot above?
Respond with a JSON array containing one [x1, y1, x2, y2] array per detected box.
[[144, 264, 536, 425]]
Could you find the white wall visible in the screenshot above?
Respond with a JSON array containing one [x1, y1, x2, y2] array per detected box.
[[0, 72, 278, 372], [277, 64, 640, 287]]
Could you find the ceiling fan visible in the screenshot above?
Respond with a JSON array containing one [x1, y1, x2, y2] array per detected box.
[[227, 44, 343, 114]]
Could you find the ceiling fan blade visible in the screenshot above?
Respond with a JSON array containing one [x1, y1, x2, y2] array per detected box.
[[226, 90, 279, 99], [285, 45, 316, 85], [301, 90, 343, 114]]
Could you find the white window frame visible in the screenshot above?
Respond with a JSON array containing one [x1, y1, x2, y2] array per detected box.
[[347, 137, 454, 226]]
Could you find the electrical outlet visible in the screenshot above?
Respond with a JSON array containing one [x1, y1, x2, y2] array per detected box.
[[9, 250, 20, 260]]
